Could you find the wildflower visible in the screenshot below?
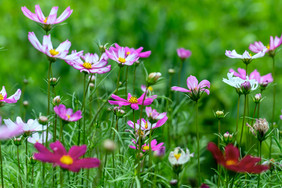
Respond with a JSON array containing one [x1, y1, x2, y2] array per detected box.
[[53, 96, 61, 105], [105, 45, 139, 66], [129, 139, 164, 152], [0, 117, 23, 140], [53, 104, 82, 122], [28, 32, 82, 62], [67, 52, 111, 74], [0, 86, 21, 104], [21, 5, 73, 25], [223, 132, 233, 144], [253, 93, 262, 103], [171, 75, 210, 101], [225, 50, 265, 64], [246, 118, 270, 142], [153, 146, 166, 158], [113, 106, 125, 118], [207, 142, 268, 173], [108, 93, 157, 110], [147, 72, 162, 86], [127, 118, 166, 131], [177, 48, 192, 60], [141, 85, 154, 94], [28, 132, 52, 144], [145, 107, 167, 123], [33, 140, 100, 172], [4, 117, 46, 137], [215, 111, 225, 119], [249, 35, 282, 57], [112, 43, 151, 58], [168, 147, 194, 166]]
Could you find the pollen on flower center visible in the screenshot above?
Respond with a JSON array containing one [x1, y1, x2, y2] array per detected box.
[[126, 51, 131, 55], [129, 96, 138, 103], [43, 17, 48, 23], [174, 153, 181, 160], [67, 114, 71, 119], [0, 94, 3, 100], [145, 122, 149, 129], [60, 155, 73, 165], [148, 86, 153, 91], [118, 57, 126, 63], [142, 146, 150, 151], [267, 44, 270, 49], [226, 160, 237, 166], [83, 62, 92, 69], [49, 49, 59, 56]]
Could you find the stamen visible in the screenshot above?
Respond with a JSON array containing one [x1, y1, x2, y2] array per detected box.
[[60, 155, 73, 165], [0, 94, 3, 101], [148, 86, 153, 92], [226, 160, 237, 166], [43, 17, 48, 23], [118, 57, 126, 63], [174, 153, 181, 160], [49, 49, 59, 56], [129, 96, 138, 103], [83, 62, 92, 69], [126, 51, 131, 55], [145, 122, 148, 129], [142, 145, 150, 151]]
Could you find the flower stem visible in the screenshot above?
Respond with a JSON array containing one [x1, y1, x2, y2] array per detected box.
[[148, 129, 152, 168], [112, 115, 118, 187], [25, 138, 28, 184], [195, 101, 200, 185], [0, 143, 4, 188], [60, 169, 64, 188], [133, 64, 137, 95], [125, 66, 129, 96], [17, 146, 22, 188], [239, 94, 247, 146], [236, 94, 241, 137], [59, 120, 63, 143], [83, 73, 87, 145], [218, 119, 221, 147], [269, 56, 276, 159], [257, 141, 262, 187]]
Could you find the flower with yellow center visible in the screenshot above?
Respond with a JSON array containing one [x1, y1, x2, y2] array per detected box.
[[126, 51, 131, 55], [49, 49, 59, 56], [129, 96, 138, 103], [118, 57, 126, 63], [142, 145, 150, 151], [67, 114, 71, 119], [60, 155, 73, 165], [225, 160, 237, 166], [174, 153, 181, 160], [148, 86, 153, 92], [43, 17, 48, 23], [83, 62, 92, 69], [144, 122, 148, 129], [0, 94, 3, 101]]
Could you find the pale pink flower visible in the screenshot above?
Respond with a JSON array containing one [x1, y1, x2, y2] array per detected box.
[[129, 139, 164, 152], [177, 48, 192, 59], [127, 118, 167, 131], [249, 35, 282, 54], [112, 43, 151, 58], [225, 50, 265, 64], [0, 86, 21, 104], [105, 45, 139, 66], [0, 117, 23, 140], [4, 117, 46, 134], [54, 104, 82, 122]]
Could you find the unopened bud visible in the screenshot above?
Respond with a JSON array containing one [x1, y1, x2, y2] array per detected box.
[[215, 111, 225, 119], [89, 83, 95, 88], [170, 179, 178, 187], [50, 77, 58, 86], [39, 116, 48, 125], [14, 138, 22, 146], [23, 101, 29, 107], [103, 139, 117, 152], [168, 69, 175, 74], [23, 79, 29, 85], [89, 75, 96, 82], [113, 106, 125, 118], [53, 96, 61, 105], [30, 156, 37, 165], [241, 81, 251, 94], [147, 72, 162, 86], [254, 93, 262, 103], [223, 132, 233, 144]]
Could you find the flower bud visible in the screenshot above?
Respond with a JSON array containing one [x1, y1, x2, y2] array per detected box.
[[50, 77, 58, 86], [103, 139, 117, 152], [253, 93, 262, 103], [39, 116, 48, 125], [223, 132, 233, 144], [30, 156, 37, 165], [113, 107, 125, 118], [215, 111, 225, 119], [241, 81, 251, 94], [53, 96, 61, 105], [23, 101, 29, 107], [153, 147, 165, 159], [99, 45, 106, 53], [168, 69, 175, 74], [89, 75, 96, 82], [23, 79, 29, 85], [13, 138, 22, 146], [170, 179, 178, 187], [254, 118, 269, 136], [89, 83, 95, 89], [147, 72, 161, 86]]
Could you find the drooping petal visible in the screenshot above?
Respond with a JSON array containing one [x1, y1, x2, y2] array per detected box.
[[171, 86, 190, 93]]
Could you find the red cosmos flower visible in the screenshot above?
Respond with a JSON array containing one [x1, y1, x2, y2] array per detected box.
[[33, 141, 100, 172], [207, 142, 268, 174]]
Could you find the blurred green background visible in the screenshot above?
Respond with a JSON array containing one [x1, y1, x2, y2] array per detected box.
[[0, 0, 281, 184]]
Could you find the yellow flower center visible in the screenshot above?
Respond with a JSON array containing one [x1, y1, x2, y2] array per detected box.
[[226, 160, 236, 166], [0, 94, 3, 101], [249, 53, 252, 57], [142, 146, 150, 151], [67, 115, 71, 119], [49, 49, 59, 56], [129, 96, 138, 103], [83, 62, 92, 69], [137, 130, 144, 136], [148, 86, 153, 92], [118, 57, 126, 63], [126, 51, 131, 55], [60, 155, 73, 165], [43, 17, 48, 23], [145, 122, 148, 129], [174, 153, 181, 160], [35, 139, 39, 143], [267, 44, 270, 49]]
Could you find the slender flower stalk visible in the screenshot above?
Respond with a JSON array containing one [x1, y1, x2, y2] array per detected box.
[[239, 94, 247, 146], [257, 141, 262, 187], [270, 56, 275, 159], [83, 73, 87, 145], [16, 144, 23, 188], [0, 143, 4, 188], [195, 101, 201, 185], [236, 94, 241, 136]]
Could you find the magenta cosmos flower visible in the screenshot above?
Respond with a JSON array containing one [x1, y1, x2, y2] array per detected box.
[[127, 118, 167, 131], [28, 32, 82, 61], [0, 117, 23, 140], [0, 86, 21, 104], [249, 35, 282, 56], [129, 139, 164, 152], [22, 5, 73, 25], [112, 43, 151, 58], [177, 48, 192, 60], [33, 140, 100, 172], [54, 104, 82, 122], [105, 45, 139, 66], [225, 50, 265, 64], [108, 93, 157, 110], [67, 52, 111, 74], [171, 75, 210, 101]]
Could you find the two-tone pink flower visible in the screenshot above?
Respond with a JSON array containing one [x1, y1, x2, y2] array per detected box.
[[112, 43, 151, 58], [177, 48, 192, 60], [54, 104, 82, 122], [105, 45, 139, 66], [171, 75, 210, 101], [108, 93, 157, 110], [0, 86, 21, 104], [22, 5, 73, 25], [249, 35, 282, 56], [0, 117, 24, 140], [225, 50, 265, 64], [127, 118, 166, 131], [33, 140, 100, 172], [129, 139, 164, 152]]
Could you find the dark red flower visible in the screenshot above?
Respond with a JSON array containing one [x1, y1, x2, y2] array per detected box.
[[207, 142, 268, 174], [34, 140, 100, 172]]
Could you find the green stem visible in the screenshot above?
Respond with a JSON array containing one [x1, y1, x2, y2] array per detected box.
[[218, 119, 221, 147], [112, 116, 118, 187], [17, 146, 22, 188], [148, 129, 152, 168], [257, 141, 262, 187], [125, 66, 129, 96], [239, 94, 247, 146], [230, 176, 235, 188], [83, 73, 87, 145], [133, 64, 137, 95], [59, 120, 64, 143], [60, 169, 64, 188], [195, 101, 200, 185], [236, 94, 240, 138], [25, 138, 28, 184], [31, 165, 34, 187], [167, 74, 172, 146], [0, 143, 4, 188], [269, 56, 276, 159]]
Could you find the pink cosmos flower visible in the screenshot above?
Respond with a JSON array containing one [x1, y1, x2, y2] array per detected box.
[[28, 32, 82, 61], [33, 140, 100, 172], [171, 75, 210, 101], [67, 52, 111, 74], [0, 117, 23, 140], [105, 45, 139, 66], [112, 43, 151, 58], [249, 35, 282, 54], [280, 110, 282, 120], [21, 5, 73, 25], [225, 50, 265, 64], [28, 132, 52, 144], [54, 104, 82, 122], [108, 93, 157, 110], [129, 139, 164, 152], [127, 118, 167, 131], [177, 48, 192, 59], [4, 117, 46, 134], [0, 86, 21, 104]]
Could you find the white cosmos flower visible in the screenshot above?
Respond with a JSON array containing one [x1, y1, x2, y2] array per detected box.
[[28, 132, 52, 144], [223, 72, 259, 92], [4, 117, 47, 133], [225, 50, 265, 60], [168, 147, 194, 165]]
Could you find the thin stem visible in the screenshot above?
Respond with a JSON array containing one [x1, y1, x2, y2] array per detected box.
[[60, 169, 64, 188], [112, 116, 118, 187], [195, 101, 200, 185], [60, 120, 63, 143], [25, 138, 28, 184], [31, 165, 34, 187], [148, 129, 152, 168], [218, 119, 221, 147], [167, 74, 173, 146], [17, 146, 23, 188], [230, 176, 235, 188], [236, 94, 240, 138], [257, 141, 262, 187], [83, 73, 87, 145], [0, 144, 4, 188], [239, 94, 247, 146], [269, 56, 276, 159], [133, 64, 137, 95], [125, 66, 129, 96]]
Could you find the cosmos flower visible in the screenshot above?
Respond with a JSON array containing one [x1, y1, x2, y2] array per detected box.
[[171, 75, 210, 101], [112, 43, 151, 58], [129, 139, 164, 152], [145, 107, 167, 122], [246, 118, 269, 142], [67, 52, 111, 74], [0, 86, 21, 104], [225, 50, 265, 64], [177, 48, 192, 60], [28, 32, 82, 61], [105, 45, 139, 66], [168, 147, 194, 166], [33, 140, 100, 172], [108, 93, 157, 110], [127, 118, 167, 131], [0, 117, 23, 140], [141, 85, 154, 94], [28, 132, 52, 144], [21, 5, 73, 25], [249, 35, 282, 56], [54, 104, 82, 122], [207, 142, 268, 174], [4, 117, 46, 134]]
